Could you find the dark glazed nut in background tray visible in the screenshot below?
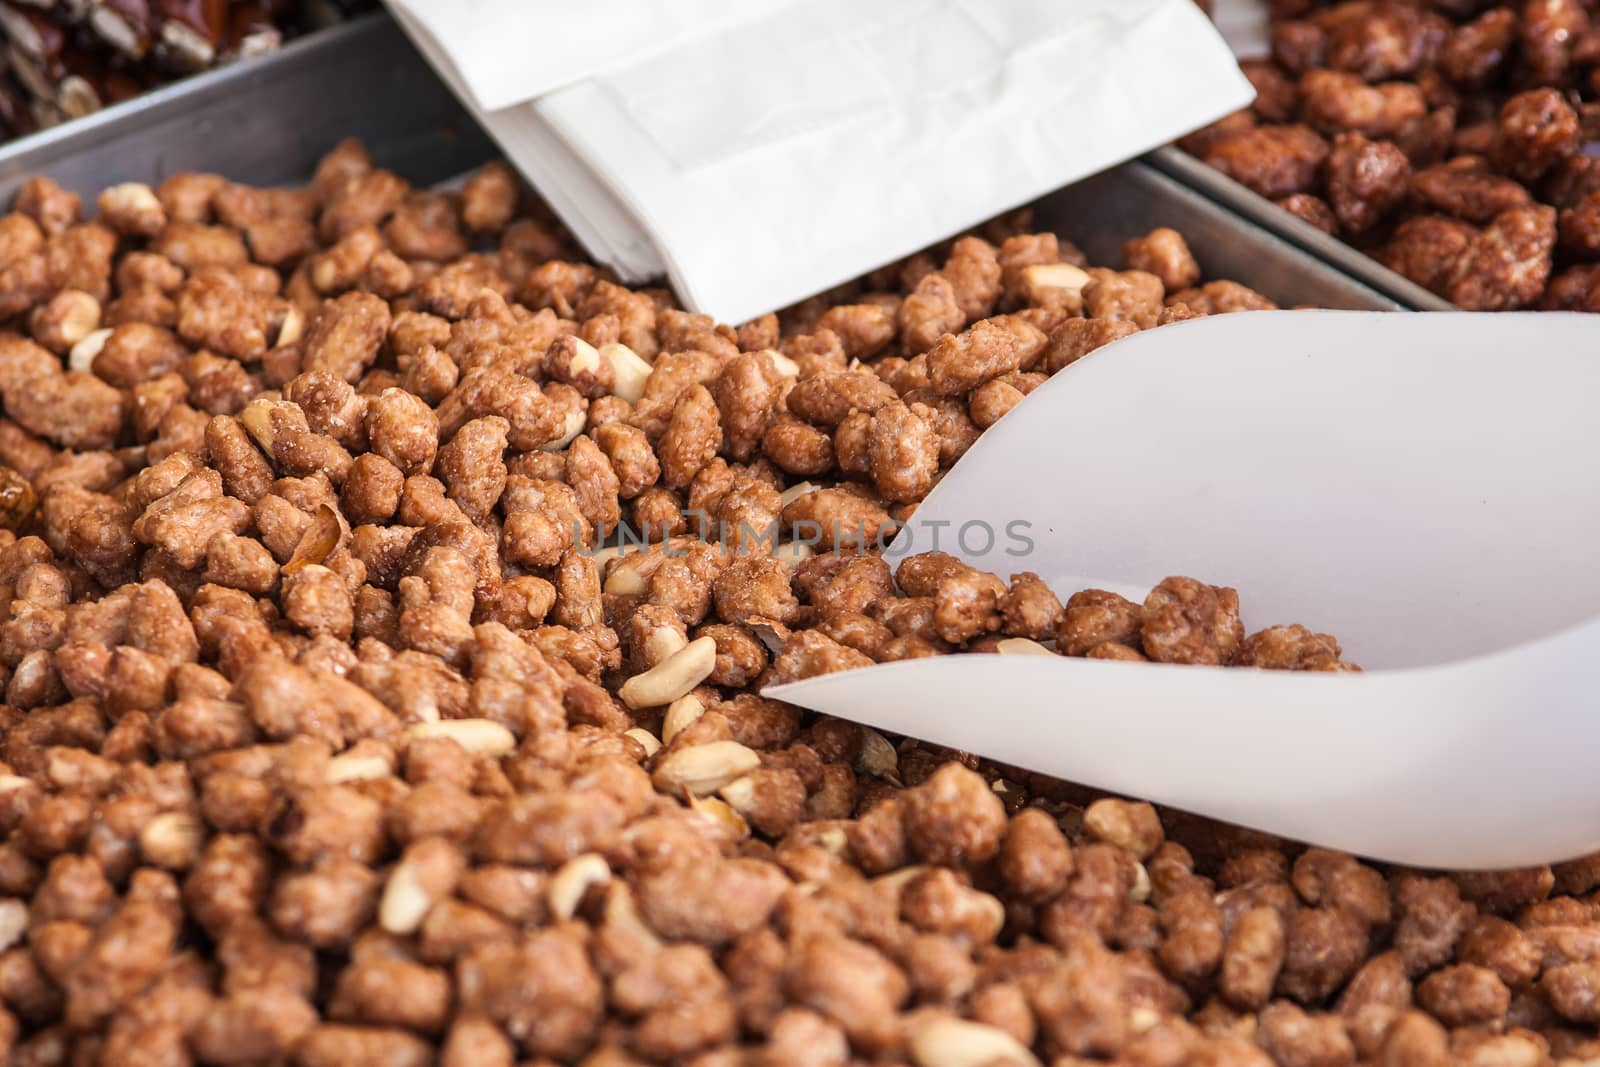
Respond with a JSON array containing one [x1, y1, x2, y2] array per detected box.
[[1178, 0, 1600, 314], [1150, 145, 1451, 311], [1038, 159, 1402, 312]]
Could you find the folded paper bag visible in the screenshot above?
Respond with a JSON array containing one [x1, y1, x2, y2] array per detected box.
[[385, 0, 794, 112], [768, 311, 1600, 869], [386, 0, 1255, 324]]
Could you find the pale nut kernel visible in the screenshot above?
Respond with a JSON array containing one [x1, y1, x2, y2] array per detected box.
[[873, 865, 929, 894], [717, 774, 758, 813], [766, 350, 801, 378], [1129, 862, 1152, 904], [409, 694, 441, 724], [379, 858, 435, 935], [644, 627, 689, 668], [139, 811, 206, 870], [772, 540, 815, 571], [68, 326, 113, 373], [0, 898, 28, 953], [909, 1016, 1043, 1067], [970, 891, 1008, 942], [283, 506, 348, 576], [689, 793, 749, 838], [0, 774, 32, 794], [548, 853, 611, 921], [651, 739, 762, 796], [995, 637, 1056, 655], [779, 481, 821, 508], [620, 635, 717, 709], [275, 303, 305, 347], [325, 749, 396, 784], [1084, 797, 1164, 859], [1022, 261, 1091, 294], [1129, 1007, 1162, 1035], [99, 181, 166, 234], [601, 556, 649, 598], [811, 826, 851, 857], [237, 397, 279, 452], [567, 336, 601, 376], [623, 728, 662, 757], [407, 718, 517, 757], [603, 555, 650, 597], [538, 406, 588, 452], [587, 544, 629, 569], [44, 290, 102, 350], [605, 882, 662, 951], [660, 692, 707, 744], [855, 727, 899, 777], [599, 342, 653, 403]]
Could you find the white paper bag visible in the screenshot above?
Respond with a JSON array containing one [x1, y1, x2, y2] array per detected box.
[[386, 0, 1254, 324], [386, 0, 798, 111]]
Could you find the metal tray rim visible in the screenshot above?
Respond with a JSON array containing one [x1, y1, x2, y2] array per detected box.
[[1036, 157, 1401, 313], [1149, 145, 1454, 312]]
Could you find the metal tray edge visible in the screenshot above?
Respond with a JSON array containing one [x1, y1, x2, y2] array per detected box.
[[1148, 145, 1455, 312], [1036, 160, 1404, 312]]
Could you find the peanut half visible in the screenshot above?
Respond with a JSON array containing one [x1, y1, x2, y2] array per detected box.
[[67, 327, 112, 373], [599, 342, 652, 403], [909, 1017, 1042, 1067], [139, 812, 205, 870], [652, 740, 761, 796], [548, 853, 611, 921], [995, 637, 1056, 656], [660, 692, 706, 744], [407, 718, 516, 757], [620, 635, 717, 709], [623, 727, 662, 757]]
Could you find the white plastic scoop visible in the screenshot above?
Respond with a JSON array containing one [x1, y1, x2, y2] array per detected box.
[[766, 311, 1600, 870]]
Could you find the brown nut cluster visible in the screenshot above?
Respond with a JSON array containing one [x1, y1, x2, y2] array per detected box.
[[768, 565, 1356, 678], [1186, 0, 1600, 311], [0, 139, 1594, 1067]]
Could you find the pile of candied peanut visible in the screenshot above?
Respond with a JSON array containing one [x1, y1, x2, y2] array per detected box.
[[0, 138, 1594, 1067], [1188, 0, 1600, 311]]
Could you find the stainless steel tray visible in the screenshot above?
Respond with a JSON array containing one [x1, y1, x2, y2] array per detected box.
[[1149, 144, 1453, 311], [0, 11, 1401, 313]]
